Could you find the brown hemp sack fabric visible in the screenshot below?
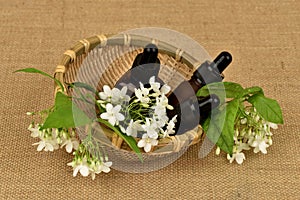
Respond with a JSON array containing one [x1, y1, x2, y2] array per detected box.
[[0, 0, 299, 199]]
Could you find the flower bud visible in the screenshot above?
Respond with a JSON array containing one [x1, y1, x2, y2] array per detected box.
[[268, 137, 273, 145], [248, 128, 252, 136], [215, 147, 221, 155], [255, 115, 260, 122], [227, 154, 232, 160], [28, 123, 33, 129], [240, 118, 247, 124]]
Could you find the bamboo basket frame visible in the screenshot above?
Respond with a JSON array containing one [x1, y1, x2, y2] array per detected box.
[[54, 33, 204, 155]]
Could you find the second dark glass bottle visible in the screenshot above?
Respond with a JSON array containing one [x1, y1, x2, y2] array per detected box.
[[167, 51, 232, 135], [167, 51, 232, 108]]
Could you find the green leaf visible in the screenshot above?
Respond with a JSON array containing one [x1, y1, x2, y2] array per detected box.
[[248, 94, 284, 124], [42, 92, 92, 129], [197, 82, 244, 99], [242, 86, 264, 96], [202, 99, 239, 155], [98, 118, 143, 162], [14, 68, 64, 92]]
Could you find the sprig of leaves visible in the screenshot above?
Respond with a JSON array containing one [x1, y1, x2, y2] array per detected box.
[[197, 82, 283, 155], [16, 67, 143, 161]]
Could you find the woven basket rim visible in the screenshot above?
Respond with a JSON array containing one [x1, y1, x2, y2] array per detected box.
[[53, 33, 204, 154]]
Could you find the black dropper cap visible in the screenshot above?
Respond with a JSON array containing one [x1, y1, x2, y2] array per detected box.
[[139, 44, 159, 65], [211, 51, 232, 73], [132, 43, 160, 68], [192, 51, 232, 85]]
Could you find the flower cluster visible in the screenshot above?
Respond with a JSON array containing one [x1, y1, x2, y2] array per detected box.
[[67, 143, 112, 180], [97, 76, 177, 152], [218, 107, 278, 164], [28, 123, 79, 153], [28, 123, 112, 180]]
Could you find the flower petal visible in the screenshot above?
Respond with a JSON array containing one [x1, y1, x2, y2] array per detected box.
[[235, 153, 245, 164], [108, 118, 116, 126], [106, 103, 113, 111], [37, 142, 45, 151], [66, 142, 73, 153], [269, 122, 278, 129], [79, 166, 90, 177], [103, 85, 111, 95], [137, 139, 146, 148], [116, 113, 125, 121], [102, 165, 111, 173], [91, 172, 96, 180], [161, 84, 171, 94], [73, 166, 79, 177], [46, 143, 54, 152], [105, 162, 112, 167], [100, 113, 110, 120], [144, 143, 152, 152]]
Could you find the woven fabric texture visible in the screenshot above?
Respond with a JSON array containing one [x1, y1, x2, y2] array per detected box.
[[0, 0, 299, 199]]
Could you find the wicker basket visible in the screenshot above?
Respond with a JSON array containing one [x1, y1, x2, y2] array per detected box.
[[54, 34, 204, 173]]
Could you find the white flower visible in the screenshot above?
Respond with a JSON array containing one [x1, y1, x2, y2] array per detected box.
[[263, 122, 278, 136], [99, 161, 112, 173], [149, 76, 161, 95], [32, 139, 59, 152], [268, 122, 278, 130], [161, 115, 177, 137], [153, 103, 166, 119], [134, 83, 150, 104], [111, 86, 130, 104], [227, 151, 246, 164], [28, 124, 41, 138], [100, 103, 125, 126], [90, 161, 112, 180], [236, 141, 250, 152], [125, 119, 142, 137], [61, 138, 80, 153], [68, 158, 112, 180], [153, 113, 168, 128], [142, 118, 159, 139], [68, 159, 90, 177], [99, 85, 130, 105], [137, 134, 158, 152], [250, 135, 269, 154], [99, 85, 113, 101], [148, 76, 171, 96], [156, 94, 173, 110], [151, 107, 169, 129]]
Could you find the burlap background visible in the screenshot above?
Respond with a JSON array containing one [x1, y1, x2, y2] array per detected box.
[[0, 0, 299, 199]]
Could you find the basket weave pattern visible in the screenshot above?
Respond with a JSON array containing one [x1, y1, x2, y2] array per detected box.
[[54, 34, 203, 157]]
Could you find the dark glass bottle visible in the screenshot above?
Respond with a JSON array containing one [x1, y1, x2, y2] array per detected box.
[[115, 43, 162, 92], [168, 94, 220, 135], [166, 52, 231, 135], [167, 51, 232, 108]]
